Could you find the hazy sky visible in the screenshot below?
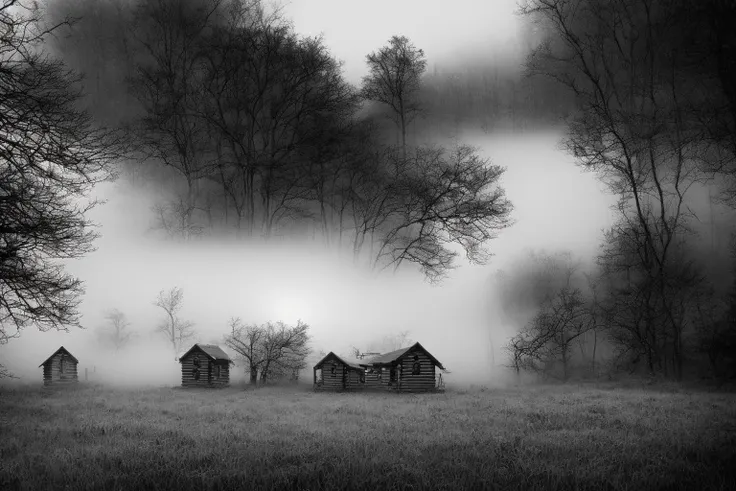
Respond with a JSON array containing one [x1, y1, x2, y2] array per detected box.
[[280, 0, 522, 85]]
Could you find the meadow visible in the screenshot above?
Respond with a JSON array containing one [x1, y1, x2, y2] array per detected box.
[[1, 382, 735, 490]]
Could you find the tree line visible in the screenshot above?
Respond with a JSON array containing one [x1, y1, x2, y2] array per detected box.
[[501, 0, 736, 384], [41, 0, 513, 282]]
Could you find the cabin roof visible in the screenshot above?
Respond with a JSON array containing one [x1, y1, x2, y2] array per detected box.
[[38, 346, 79, 368], [179, 344, 232, 363], [359, 342, 445, 369], [314, 351, 363, 370]]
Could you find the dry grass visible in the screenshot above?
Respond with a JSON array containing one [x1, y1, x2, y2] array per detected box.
[[0, 382, 734, 490]]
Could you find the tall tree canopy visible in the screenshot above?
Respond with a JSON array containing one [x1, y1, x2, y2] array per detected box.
[[36, 1, 513, 283], [0, 1, 123, 352], [361, 35, 427, 158]]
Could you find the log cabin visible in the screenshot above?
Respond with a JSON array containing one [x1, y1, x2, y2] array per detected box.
[[313, 352, 365, 391], [179, 344, 233, 388], [39, 346, 79, 386], [360, 342, 445, 392]]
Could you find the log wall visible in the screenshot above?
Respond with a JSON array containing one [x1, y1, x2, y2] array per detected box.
[[181, 353, 230, 388], [396, 348, 436, 392], [207, 361, 230, 387], [364, 367, 391, 389], [317, 360, 347, 391], [42, 354, 78, 386], [314, 358, 366, 391], [344, 369, 362, 389]]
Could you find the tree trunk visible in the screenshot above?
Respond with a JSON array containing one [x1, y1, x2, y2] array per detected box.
[[248, 167, 256, 237], [185, 176, 196, 241], [168, 311, 177, 361], [591, 329, 597, 377], [320, 195, 329, 245], [338, 207, 344, 250], [400, 112, 407, 160]]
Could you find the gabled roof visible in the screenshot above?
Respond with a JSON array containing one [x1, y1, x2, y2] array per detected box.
[[314, 351, 363, 370], [179, 344, 232, 363], [39, 346, 79, 368], [359, 342, 444, 369]]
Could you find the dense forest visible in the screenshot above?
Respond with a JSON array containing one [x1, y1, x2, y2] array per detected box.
[[35, 0, 515, 281], [2, 0, 736, 385], [493, 0, 736, 384]]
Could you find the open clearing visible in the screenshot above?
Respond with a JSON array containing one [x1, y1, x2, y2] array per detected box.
[[1, 383, 735, 490]]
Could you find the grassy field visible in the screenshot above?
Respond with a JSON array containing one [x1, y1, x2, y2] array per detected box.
[[0, 382, 735, 490]]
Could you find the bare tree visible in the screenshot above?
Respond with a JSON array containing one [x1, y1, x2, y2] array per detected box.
[[258, 320, 310, 384], [373, 144, 513, 282], [202, 14, 357, 240], [0, 0, 125, 365], [153, 287, 196, 360], [506, 285, 596, 381], [150, 198, 205, 240], [224, 319, 310, 385], [521, 0, 707, 379], [362, 35, 427, 159], [128, 0, 225, 241], [223, 317, 266, 384], [98, 308, 135, 351]]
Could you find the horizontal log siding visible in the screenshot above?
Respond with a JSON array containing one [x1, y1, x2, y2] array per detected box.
[[397, 349, 436, 392], [365, 368, 392, 389], [42, 354, 78, 386], [344, 369, 362, 389], [208, 361, 230, 387], [365, 369, 385, 389], [318, 360, 347, 391], [181, 352, 230, 388], [365, 370, 382, 388]]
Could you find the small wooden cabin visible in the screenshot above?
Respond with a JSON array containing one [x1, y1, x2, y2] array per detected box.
[[39, 346, 79, 386], [360, 342, 444, 393], [313, 352, 365, 391], [179, 344, 232, 388]]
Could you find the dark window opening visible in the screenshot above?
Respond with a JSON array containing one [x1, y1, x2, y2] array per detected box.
[[59, 356, 65, 374], [216, 365, 221, 378], [390, 368, 396, 384], [359, 371, 365, 383], [330, 363, 337, 376], [412, 360, 421, 375]]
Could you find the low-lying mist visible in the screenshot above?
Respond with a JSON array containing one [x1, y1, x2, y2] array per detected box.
[[0, 125, 631, 390], [3, 126, 732, 389]]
